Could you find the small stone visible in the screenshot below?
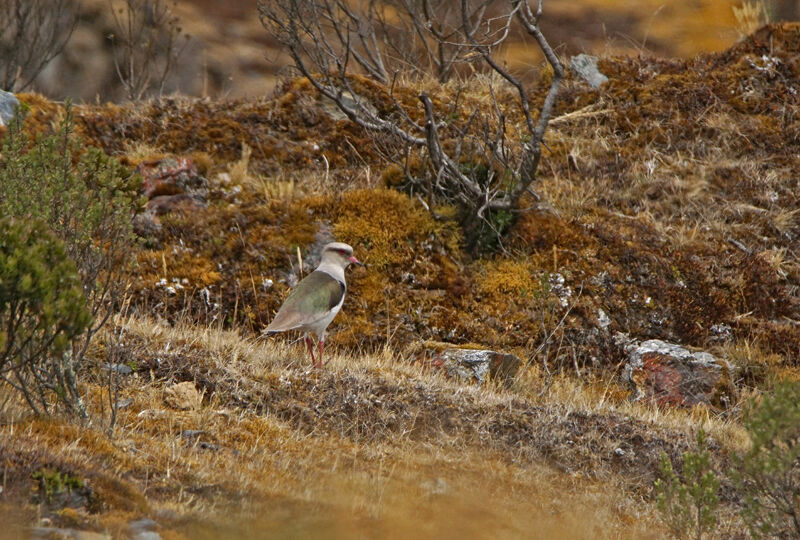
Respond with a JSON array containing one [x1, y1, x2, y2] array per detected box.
[[569, 54, 609, 88], [116, 398, 133, 409], [132, 533, 163, 540], [709, 323, 733, 343], [31, 528, 110, 540], [421, 477, 449, 497], [0, 90, 20, 126], [132, 211, 162, 239], [137, 409, 168, 419], [102, 363, 133, 375], [146, 193, 204, 216], [128, 518, 158, 534], [163, 382, 202, 410], [597, 308, 611, 329]]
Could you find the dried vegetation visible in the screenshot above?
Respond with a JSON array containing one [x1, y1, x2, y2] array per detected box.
[[1, 22, 799, 538]]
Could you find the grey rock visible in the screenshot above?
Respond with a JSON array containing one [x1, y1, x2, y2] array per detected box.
[[569, 54, 608, 88], [116, 398, 133, 409], [421, 477, 449, 497], [709, 323, 733, 343], [128, 519, 160, 539], [31, 528, 110, 540], [0, 90, 20, 126], [419, 344, 521, 386], [102, 363, 133, 375], [132, 211, 162, 239], [132, 533, 163, 540], [128, 518, 158, 534], [320, 90, 378, 121]]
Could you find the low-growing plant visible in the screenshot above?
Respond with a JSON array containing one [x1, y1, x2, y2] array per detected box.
[[734, 381, 800, 539], [32, 468, 84, 504], [654, 429, 721, 539], [0, 218, 91, 414], [0, 105, 141, 418]]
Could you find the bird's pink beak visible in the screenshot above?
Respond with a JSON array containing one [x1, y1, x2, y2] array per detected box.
[[349, 255, 362, 266]]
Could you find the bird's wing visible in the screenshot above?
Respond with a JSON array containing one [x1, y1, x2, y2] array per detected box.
[[265, 270, 345, 333]]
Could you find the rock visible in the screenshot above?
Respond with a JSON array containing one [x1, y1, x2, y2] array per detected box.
[[623, 339, 735, 407], [31, 528, 110, 540], [116, 398, 133, 409], [137, 409, 168, 419], [417, 343, 521, 386], [709, 323, 733, 343], [421, 477, 449, 498], [132, 533, 163, 540], [0, 90, 20, 126], [569, 54, 608, 88], [146, 193, 204, 216], [137, 157, 208, 201], [101, 363, 133, 375], [128, 518, 158, 533], [132, 211, 162, 239], [163, 382, 202, 410], [128, 518, 160, 539], [319, 90, 378, 121]]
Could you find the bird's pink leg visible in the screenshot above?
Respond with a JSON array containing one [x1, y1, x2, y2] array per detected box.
[[305, 336, 317, 367], [317, 340, 325, 369]]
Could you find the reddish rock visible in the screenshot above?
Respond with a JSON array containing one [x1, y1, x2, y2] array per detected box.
[[146, 193, 204, 216], [137, 157, 208, 200], [623, 339, 734, 408], [417, 343, 521, 386]]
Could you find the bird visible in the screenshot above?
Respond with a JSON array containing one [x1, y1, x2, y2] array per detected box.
[[264, 242, 361, 368]]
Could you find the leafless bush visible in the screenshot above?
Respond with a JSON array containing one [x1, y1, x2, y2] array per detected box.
[[259, 0, 563, 251], [0, 0, 76, 91], [108, 0, 188, 101]]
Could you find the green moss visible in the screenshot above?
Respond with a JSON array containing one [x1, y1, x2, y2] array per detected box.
[[33, 469, 84, 503]]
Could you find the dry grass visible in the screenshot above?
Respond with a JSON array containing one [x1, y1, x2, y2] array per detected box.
[[733, 1, 768, 37], [7, 24, 800, 538], [0, 316, 751, 537]]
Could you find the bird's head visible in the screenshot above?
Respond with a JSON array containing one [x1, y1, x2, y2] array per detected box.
[[321, 242, 362, 269]]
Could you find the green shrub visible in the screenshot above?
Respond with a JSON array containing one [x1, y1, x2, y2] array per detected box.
[[0, 218, 91, 414], [0, 104, 141, 416], [734, 382, 800, 539], [654, 430, 721, 539]]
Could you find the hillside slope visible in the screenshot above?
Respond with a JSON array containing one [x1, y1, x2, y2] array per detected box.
[[1, 23, 798, 539]]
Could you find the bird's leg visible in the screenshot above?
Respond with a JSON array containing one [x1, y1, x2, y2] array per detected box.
[[305, 336, 317, 367], [317, 340, 325, 368]]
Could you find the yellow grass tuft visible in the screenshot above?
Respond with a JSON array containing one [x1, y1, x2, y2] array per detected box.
[[733, 1, 767, 37]]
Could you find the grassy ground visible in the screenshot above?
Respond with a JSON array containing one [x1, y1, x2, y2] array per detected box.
[[2, 20, 799, 540], [0, 317, 749, 538]]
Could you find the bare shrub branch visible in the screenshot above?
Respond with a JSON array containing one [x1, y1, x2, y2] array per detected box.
[[260, 0, 564, 251], [107, 0, 189, 101], [0, 0, 77, 92]]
